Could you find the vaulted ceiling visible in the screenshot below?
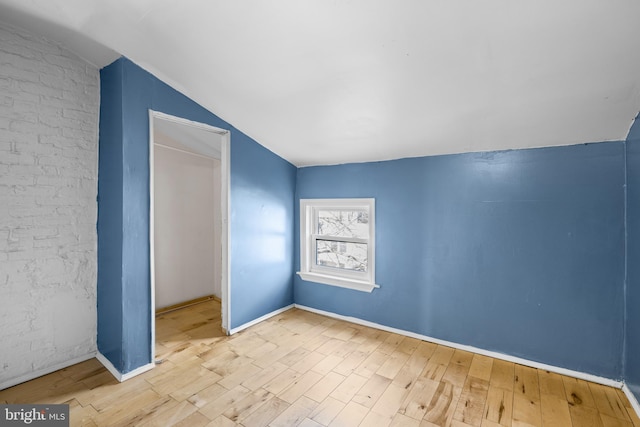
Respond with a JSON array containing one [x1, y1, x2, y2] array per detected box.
[[1, 0, 639, 166]]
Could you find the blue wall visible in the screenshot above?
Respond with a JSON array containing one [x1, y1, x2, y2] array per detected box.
[[230, 134, 296, 328], [98, 57, 296, 373], [626, 114, 640, 398], [295, 142, 626, 379]]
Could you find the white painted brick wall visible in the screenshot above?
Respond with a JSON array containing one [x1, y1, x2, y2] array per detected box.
[[0, 23, 99, 389]]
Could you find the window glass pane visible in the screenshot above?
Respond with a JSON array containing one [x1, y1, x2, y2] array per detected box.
[[317, 210, 369, 238], [316, 239, 368, 272]]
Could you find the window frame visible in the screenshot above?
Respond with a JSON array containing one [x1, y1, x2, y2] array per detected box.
[[297, 198, 379, 293]]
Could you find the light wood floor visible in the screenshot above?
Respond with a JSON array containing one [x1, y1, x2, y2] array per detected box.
[[1, 300, 638, 427]]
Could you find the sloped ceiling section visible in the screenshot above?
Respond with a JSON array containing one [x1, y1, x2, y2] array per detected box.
[[1, 0, 639, 166]]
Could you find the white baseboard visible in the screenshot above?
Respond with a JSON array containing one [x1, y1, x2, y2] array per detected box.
[[96, 352, 155, 382], [0, 352, 97, 391], [294, 304, 623, 389], [228, 304, 295, 335], [623, 384, 640, 419]]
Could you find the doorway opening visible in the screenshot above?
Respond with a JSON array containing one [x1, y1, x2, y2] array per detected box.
[[149, 111, 230, 363]]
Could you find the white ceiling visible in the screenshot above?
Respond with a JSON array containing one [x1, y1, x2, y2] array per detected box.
[[1, 0, 639, 167]]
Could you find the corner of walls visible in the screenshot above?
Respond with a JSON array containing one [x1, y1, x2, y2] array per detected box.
[[624, 112, 640, 401]]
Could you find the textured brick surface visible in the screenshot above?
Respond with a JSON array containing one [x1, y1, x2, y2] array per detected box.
[[0, 23, 99, 388]]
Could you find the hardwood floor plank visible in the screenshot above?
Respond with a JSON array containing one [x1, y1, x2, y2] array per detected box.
[[484, 386, 513, 427], [253, 342, 302, 369], [392, 350, 433, 391], [262, 369, 301, 395], [221, 388, 272, 422], [67, 398, 99, 427], [312, 354, 344, 376], [361, 409, 393, 427], [333, 350, 369, 377], [430, 345, 456, 365], [305, 371, 345, 403], [308, 396, 346, 426], [616, 389, 640, 427], [537, 370, 566, 400], [569, 405, 605, 427], [371, 383, 410, 419], [236, 396, 289, 427], [279, 370, 324, 404], [454, 376, 490, 426], [217, 362, 262, 389], [377, 350, 411, 380], [421, 360, 448, 382], [589, 383, 631, 421], [423, 381, 463, 426], [468, 354, 494, 382], [60, 358, 104, 381], [205, 415, 236, 426], [397, 337, 422, 355], [378, 333, 405, 355], [328, 401, 370, 427], [279, 347, 313, 367], [451, 349, 475, 368], [355, 350, 389, 378], [600, 413, 634, 427], [415, 341, 439, 360], [316, 338, 349, 356], [514, 365, 540, 404], [490, 360, 515, 392], [88, 376, 150, 411], [352, 373, 392, 408], [443, 360, 473, 388], [563, 377, 597, 409], [330, 373, 369, 404], [187, 383, 228, 409], [391, 413, 422, 426], [168, 367, 224, 401], [269, 396, 318, 427], [241, 362, 288, 391], [138, 398, 199, 427], [291, 351, 327, 374], [540, 394, 572, 427], [92, 389, 163, 426], [512, 394, 542, 427], [298, 418, 324, 427], [198, 385, 251, 420], [172, 411, 211, 427], [399, 377, 440, 420]]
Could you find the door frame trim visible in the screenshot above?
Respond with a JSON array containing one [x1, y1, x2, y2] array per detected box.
[[148, 110, 231, 365]]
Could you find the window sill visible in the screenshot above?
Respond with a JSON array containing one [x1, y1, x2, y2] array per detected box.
[[296, 272, 380, 293]]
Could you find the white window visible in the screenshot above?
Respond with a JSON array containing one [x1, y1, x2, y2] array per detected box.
[[298, 198, 379, 293]]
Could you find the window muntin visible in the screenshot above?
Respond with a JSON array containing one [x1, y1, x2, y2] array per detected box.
[[298, 198, 378, 292]]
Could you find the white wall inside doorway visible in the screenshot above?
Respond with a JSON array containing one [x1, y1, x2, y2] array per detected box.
[[153, 142, 221, 308]]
